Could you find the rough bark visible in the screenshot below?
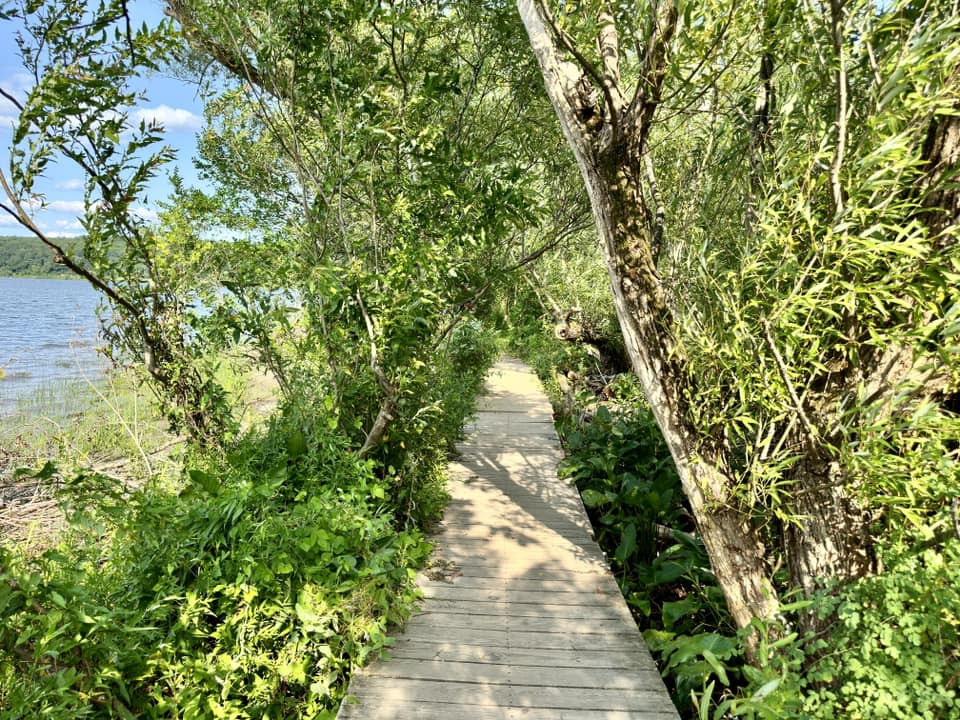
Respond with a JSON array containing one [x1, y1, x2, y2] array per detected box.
[[783, 77, 960, 608], [784, 457, 874, 597], [517, 0, 780, 636], [920, 99, 960, 243]]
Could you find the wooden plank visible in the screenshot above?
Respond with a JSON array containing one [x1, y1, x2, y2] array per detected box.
[[386, 640, 659, 671], [386, 626, 649, 652], [340, 702, 676, 720], [432, 522, 594, 541], [434, 542, 607, 566], [440, 508, 593, 535], [343, 678, 678, 713], [419, 584, 624, 606], [359, 658, 664, 689], [443, 496, 588, 516], [405, 611, 639, 636], [433, 530, 599, 548], [417, 574, 621, 595], [419, 598, 635, 622], [436, 563, 608, 581], [433, 552, 609, 573]]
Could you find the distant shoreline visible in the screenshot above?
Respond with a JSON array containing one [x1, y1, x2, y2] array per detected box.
[[0, 273, 76, 280], [0, 235, 82, 279]]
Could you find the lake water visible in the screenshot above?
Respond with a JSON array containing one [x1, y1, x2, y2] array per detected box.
[[0, 277, 107, 416]]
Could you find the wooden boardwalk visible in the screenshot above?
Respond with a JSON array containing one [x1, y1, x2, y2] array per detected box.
[[337, 358, 679, 719]]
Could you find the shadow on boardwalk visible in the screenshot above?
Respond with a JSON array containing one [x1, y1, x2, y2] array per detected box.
[[337, 358, 679, 720]]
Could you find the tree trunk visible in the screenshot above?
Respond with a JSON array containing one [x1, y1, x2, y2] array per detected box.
[[784, 79, 960, 616], [516, 0, 780, 637], [595, 152, 780, 635], [784, 456, 874, 596]]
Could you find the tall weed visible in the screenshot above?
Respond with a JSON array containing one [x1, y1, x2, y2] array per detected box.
[[0, 411, 429, 718]]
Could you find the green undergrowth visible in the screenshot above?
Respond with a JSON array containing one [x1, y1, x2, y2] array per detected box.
[[0, 326, 497, 717], [515, 320, 960, 719], [0, 411, 429, 718], [556, 385, 742, 716]]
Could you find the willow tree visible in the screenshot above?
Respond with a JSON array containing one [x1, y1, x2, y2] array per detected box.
[[518, 0, 959, 638], [160, 0, 575, 474], [0, 1, 231, 442]]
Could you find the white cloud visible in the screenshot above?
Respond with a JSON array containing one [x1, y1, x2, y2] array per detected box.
[[54, 218, 85, 231], [56, 178, 85, 191], [132, 105, 202, 132], [47, 200, 86, 213], [0, 214, 21, 226], [131, 206, 159, 223], [2, 72, 32, 92], [0, 73, 32, 112]]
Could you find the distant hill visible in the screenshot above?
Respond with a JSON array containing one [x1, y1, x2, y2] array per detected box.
[[0, 236, 83, 278]]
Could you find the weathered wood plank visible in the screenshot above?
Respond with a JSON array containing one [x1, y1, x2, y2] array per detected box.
[[359, 658, 664, 689], [386, 639, 658, 671], [386, 626, 649, 652], [418, 598, 635, 622], [433, 553, 609, 573], [433, 522, 594, 541], [405, 611, 636, 635], [433, 563, 607, 580], [339, 700, 677, 719], [417, 574, 621, 595], [343, 677, 678, 712], [419, 584, 624, 606]]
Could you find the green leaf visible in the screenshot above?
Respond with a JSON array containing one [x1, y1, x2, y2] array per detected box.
[[701, 648, 729, 686], [14, 461, 57, 481], [662, 596, 698, 628], [188, 469, 219, 495], [580, 489, 607, 508], [615, 522, 637, 563], [286, 428, 308, 459], [751, 677, 781, 701], [648, 561, 686, 586]]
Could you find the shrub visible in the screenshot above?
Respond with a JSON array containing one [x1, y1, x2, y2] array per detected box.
[[801, 543, 960, 720], [0, 412, 430, 718]]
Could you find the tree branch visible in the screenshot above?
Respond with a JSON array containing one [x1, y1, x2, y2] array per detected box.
[[165, 0, 268, 92], [0, 173, 165, 382], [763, 319, 818, 447], [119, 0, 138, 63], [531, 0, 618, 134], [829, 0, 848, 218], [642, 145, 665, 262], [517, 0, 596, 165], [0, 86, 24, 112], [356, 290, 398, 456], [597, 6, 624, 121], [629, 0, 678, 132], [536, 1, 605, 94]]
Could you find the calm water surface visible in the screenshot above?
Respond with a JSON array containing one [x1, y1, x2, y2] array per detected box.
[[0, 277, 107, 415]]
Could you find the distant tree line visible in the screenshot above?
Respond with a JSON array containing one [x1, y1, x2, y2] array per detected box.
[[0, 236, 81, 278]]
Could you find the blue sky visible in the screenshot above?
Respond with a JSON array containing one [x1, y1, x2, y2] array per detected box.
[[0, 0, 205, 237]]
